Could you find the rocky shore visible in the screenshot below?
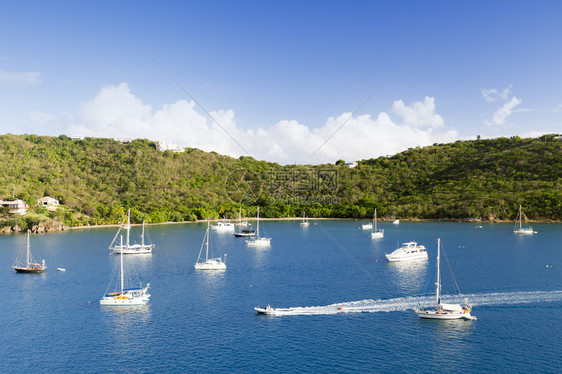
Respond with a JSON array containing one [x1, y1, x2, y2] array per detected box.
[[0, 219, 68, 234]]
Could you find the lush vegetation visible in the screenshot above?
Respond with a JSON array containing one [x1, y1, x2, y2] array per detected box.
[[0, 133, 560, 228]]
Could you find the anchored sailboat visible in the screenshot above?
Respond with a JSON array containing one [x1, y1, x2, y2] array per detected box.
[[414, 238, 475, 320], [300, 212, 309, 227], [100, 236, 150, 306], [109, 209, 154, 254], [246, 207, 271, 247], [13, 230, 46, 273], [370, 209, 384, 238], [195, 221, 227, 270], [513, 205, 536, 235]]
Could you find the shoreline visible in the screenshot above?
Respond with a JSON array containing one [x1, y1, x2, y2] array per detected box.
[[68, 216, 562, 231]]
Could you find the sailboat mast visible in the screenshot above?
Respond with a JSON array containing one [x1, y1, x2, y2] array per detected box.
[[519, 205, 522, 230], [120, 235, 124, 294], [141, 221, 145, 247], [205, 221, 210, 261], [374, 209, 377, 231], [26, 230, 30, 265], [436, 238, 441, 307], [256, 207, 260, 238], [126, 209, 131, 249]]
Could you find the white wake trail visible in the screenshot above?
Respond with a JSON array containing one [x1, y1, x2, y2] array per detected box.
[[261, 290, 562, 316]]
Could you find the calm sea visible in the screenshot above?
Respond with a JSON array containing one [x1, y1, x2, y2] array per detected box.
[[0, 220, 560, 373]]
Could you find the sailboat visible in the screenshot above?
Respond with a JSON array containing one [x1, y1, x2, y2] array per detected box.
[[100, 236, 150, 306], [235, 208, 248, 227], [13, 230, 46, 273], [195, 221, 227, 270], [300, 212, 309, 227], [246, 207, 271, 247], [370, 209, 384, 238], [414, 238, 476, 320], [513, 205, 536, 235], [109, 209, 154, 254]]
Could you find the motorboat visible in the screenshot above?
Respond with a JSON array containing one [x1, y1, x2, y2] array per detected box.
[[385, 241, 428, 262], [254, 305, 276, 315], [212, 219, 235, 232]]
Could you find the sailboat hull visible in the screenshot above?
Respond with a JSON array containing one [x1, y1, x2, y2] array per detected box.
[[112, 244, 155, 254], [13, 265, 46, 273], [414, 308, 474, 320], [194, 259, 226, 270]]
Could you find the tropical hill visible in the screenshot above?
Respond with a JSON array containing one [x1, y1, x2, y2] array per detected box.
[[0, 133, 560, 231]]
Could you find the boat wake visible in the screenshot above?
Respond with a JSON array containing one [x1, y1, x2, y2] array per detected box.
[[262, 290, 562, 316]]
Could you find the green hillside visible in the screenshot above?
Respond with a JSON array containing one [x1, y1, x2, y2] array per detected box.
[[0, 133, 561, 230]]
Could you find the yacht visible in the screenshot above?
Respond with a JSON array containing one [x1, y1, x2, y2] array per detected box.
[[513, 205, 536, 234], [246, 207, 271, 247], [370, 209, 384, 238], [13, 230, 46, 273], [385, 241, 428, 262], [109, 209, 154, 254], [195, 222, 227, 270]]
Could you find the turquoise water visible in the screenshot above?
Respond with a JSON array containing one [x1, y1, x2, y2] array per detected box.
[[0, 221, 561, 373]]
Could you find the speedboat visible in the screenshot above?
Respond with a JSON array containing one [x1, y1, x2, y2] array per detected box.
[[254, 305, 276, 315], [212, 220, 235, 232], [385, 241, 428, 262]]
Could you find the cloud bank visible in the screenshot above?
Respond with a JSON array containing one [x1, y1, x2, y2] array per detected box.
[[38, 83, 459, 164], [0, 69, 42, 86]]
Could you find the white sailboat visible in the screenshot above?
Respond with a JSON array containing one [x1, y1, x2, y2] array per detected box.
[[13, 230, 46, 273], [109, 209, 154, 254], [414, 238, 475, 320], [513, 205, 536, 234], [370, 209, 384, 238], [195, 221, 227, 270], [100, 236, 150, 306], [246, 207, 271, 247], [235, 208, 248, 227], [300, 212, 310, 227]]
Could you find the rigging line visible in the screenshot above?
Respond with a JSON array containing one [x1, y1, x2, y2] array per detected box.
[[417, 248, 435, 307], [441, 243, 463, 297], [306, 55, 412, 164], [161, 271, 196, 307], [317, 223, 389, 293], [149, 54, 252, 158]]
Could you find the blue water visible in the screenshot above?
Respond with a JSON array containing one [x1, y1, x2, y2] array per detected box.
[[0, 221, 561, 373]]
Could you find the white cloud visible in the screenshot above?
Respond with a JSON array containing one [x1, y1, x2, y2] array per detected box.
[[491, 96, 522, 125], [0, 69, 42, 86], [391, 96, 444, 128], [40, 83, 458, 164], [482, 85, 512, 102], [26, 110, 56, 123]]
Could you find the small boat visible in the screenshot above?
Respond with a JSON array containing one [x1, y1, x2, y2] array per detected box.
[[247, 207, 271, 247], [361, 221, 373, 230], [414, 238, 476, 320], [195, 222, 227, 270], [13, 230, 46, 273], [235, 208, 248, 227], [254, 305, 276, 315], [370, 209, 384, 238], [211, 218, 235, 232], [385, 241, 428, 262], [57, 268, 66, 272], [109, 209, 154, 254], [513, 205, 536, 235], [392, 219, 400, 224], [233, 226, 256, 237], [300, 212, 310, 227], [100, 236, 150, 306]]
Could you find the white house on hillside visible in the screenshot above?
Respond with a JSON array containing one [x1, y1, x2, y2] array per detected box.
[[38, 196, 59, 210], [156, 141, 185, 153], [0, 200, 29, 215]]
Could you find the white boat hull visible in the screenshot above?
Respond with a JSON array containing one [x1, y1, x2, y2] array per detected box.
[[414, 308, 475, 320], [100, 286, 151, 306], [514, 229, 536, 235], [386, 252, 428, 262], [371, 231, 384, 238], [247, 238, 271, 247], [254, 306, 276, 315], [113, 244, 154, 254], [100, 296, 150, 306], [361, 224, 373, 230], [194, 259, 226, 270]]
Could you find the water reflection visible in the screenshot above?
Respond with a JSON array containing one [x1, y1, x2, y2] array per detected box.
[[387, 260, 428, 291]]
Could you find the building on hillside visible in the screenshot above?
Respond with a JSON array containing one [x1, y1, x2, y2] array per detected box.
[[71, 135, 84, 140], [555, 136, 562, 141], [156, 141, 185, 153], [0, 200, 29, 215], [38, 196, 59, 211], [345, 162, 357, 168], [115, 138, 133, 144]]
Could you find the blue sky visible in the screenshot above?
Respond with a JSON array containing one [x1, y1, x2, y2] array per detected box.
[[1, 1, 561, 164]]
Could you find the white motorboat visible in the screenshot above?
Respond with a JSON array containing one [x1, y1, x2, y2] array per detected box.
[[57, 268, 66, 272], [195, 222, 227, 270], [212, 219, 235, 232], [247, 207, 271, 247], [13, 230, 46, 273], [100, 236, 150, 306], [385, 241, 428, 262], [254, 305, 276, 315], [109, 209, 154, 254], [513, 205, 536, 234], [370, 209, 384, 238], [392, 219, 400, 224], [361, 222, 373, 230], [414, 238, 476, 320]]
